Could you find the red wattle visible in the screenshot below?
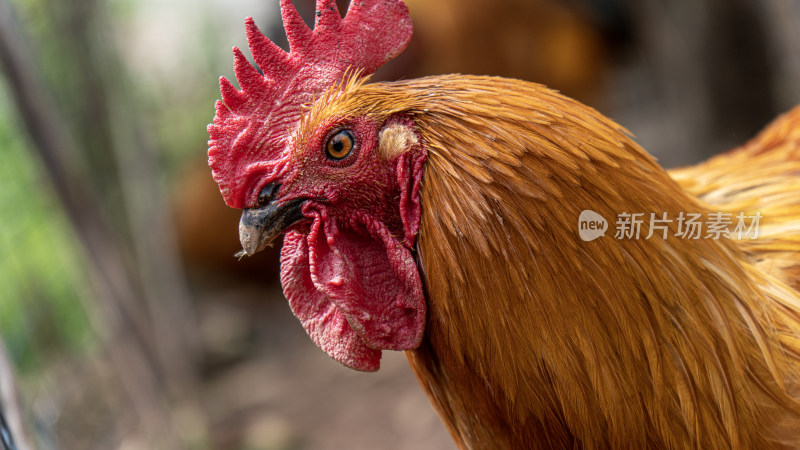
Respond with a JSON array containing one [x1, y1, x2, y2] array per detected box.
[[279, 206, 426, 371]]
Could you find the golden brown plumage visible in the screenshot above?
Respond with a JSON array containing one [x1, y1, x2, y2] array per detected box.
[[299, 74, 800, 448], [209, 1, 800, 445]]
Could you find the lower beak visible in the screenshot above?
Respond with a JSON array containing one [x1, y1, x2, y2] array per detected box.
[[238, 197, 305, 256]]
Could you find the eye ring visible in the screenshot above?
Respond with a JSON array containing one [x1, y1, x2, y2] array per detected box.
[[325, 129, 355, 161]]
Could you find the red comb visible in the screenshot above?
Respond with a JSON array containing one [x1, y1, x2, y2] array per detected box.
[[207, 0, 413, 208]]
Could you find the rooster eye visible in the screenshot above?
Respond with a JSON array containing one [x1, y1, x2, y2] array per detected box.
[[325, 129, 355, 161]]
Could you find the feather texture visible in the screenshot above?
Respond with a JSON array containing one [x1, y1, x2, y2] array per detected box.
[[298, 74, 800, 448]]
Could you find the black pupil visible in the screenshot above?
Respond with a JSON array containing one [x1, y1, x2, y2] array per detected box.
[[328, 130, 352, 159]]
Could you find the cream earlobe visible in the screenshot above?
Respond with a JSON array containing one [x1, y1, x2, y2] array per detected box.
[[378, 122, 420, 160]]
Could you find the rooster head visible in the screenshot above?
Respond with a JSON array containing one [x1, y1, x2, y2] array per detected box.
[[207, 0, 425, 371]]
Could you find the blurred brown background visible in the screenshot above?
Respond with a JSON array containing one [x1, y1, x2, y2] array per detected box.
[[0, 0, 798, 448]]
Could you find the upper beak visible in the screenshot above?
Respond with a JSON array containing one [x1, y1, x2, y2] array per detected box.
[[238, 186, 305, 256]]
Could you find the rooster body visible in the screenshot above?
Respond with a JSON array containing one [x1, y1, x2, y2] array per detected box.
[[208, 1, 800, 448], [390, 76, 800, 448]]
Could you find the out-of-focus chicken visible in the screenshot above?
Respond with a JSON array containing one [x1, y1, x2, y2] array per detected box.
[[207, 1, 800, 447], [172, 161, 282, 280], [401, 0, 611, 104]]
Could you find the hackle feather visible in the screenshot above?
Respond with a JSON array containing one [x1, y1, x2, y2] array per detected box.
[[300, 74, 800, 448]]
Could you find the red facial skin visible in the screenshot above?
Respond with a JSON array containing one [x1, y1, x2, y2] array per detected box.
[[273, 115, 427, 371], [207, 0, 413, 209], [207, 1, 421, 371]]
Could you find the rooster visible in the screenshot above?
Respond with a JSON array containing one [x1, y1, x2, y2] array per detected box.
[[207, 1, 800, 448]]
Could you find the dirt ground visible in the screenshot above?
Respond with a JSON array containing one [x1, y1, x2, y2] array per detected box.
[[25, 274, 456, 450], [192, 278, 457, 450]]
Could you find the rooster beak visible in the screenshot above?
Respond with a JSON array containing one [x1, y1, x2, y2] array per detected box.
[[238, 192, 305, 256]]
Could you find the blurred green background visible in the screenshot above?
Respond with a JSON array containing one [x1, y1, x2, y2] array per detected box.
[[0, 83, 90, 372], [0, 0, 798, 448]]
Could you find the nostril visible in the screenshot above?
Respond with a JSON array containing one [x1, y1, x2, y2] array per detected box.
[[256, 183, 280, 207]]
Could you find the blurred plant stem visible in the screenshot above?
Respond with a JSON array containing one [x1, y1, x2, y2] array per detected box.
[[0, 0, 206, 447]]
